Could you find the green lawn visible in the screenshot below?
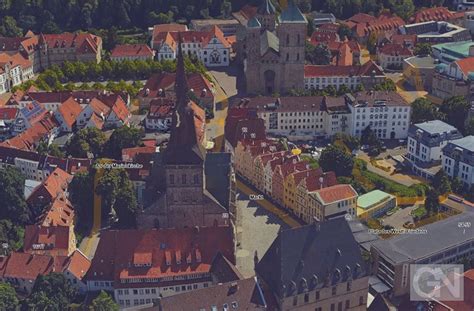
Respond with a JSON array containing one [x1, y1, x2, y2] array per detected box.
[[412, 205, 427, 218]]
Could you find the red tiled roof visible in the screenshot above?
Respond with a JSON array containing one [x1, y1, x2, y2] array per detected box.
[[38, 194, 74, 227], [23, 225, 71, 256], [65, 250, 91, 280], [0, 107, 18, 120], [148, 99, 174, 119], [57, 96, 82, 129], [409, 7, 454, 23], [85, 226, 235, 285], [390, 34, 417, 46], [313, 184, 358, 204], [455, 57, 474, 78], [225, 107, 266, 148], [111, 44, 154, 58], [303, 171, 338, 191], [122, 146, 156, 162], [41, 32, 101, 55], [304, 60, 384, 77], [0, 114, 58, 151], [1, 252, 56, 281], [191, 101, 206, 144], [152, 24, 187, 40], [378, 43, 413, 57], [345, 13, 404, 38], [27, 167, 72, 205], [153, 26, 230, 51], [139, 72, 214, 101]]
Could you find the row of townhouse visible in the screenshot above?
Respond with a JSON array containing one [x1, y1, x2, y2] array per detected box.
[[233, 137, 358, 223], [0, 52, 34, 94], [150, 24, 232, 67], [4, 90, 131, 134], [406, 120, 474, 187], [232, 91, 411, 141], [85, 226, 237, 309], [0, 31, 102, 73]]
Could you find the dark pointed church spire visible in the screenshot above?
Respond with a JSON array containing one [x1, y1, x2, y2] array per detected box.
[[175, 32, 189, 109], [165, 33, 205, 165]]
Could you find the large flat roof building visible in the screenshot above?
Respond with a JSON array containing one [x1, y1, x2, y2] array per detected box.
[[371, 212, 474, 296]]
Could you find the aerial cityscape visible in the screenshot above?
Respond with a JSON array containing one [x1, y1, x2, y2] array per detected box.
[[0, 0, 473, 310]]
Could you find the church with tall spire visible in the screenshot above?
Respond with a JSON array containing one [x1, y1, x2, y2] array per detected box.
[[139, 36, 235, 229]]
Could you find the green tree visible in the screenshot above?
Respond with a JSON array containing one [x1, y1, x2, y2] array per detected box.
[[337, 24, 353, 40], [69, 171, 94, 228], [373, 79, 396, 91], [425, 188, 440, 215], [432, 170, 451, 195], [465, 117, 474, 136], [439, 96, 471, 133], [411, 98, 438, 124], [0, 219, 24, 251], [413, 43, 432, 56], [0, 16, 22, 37], [105, 126, 143, 160], [65, 128, 107, 158], [25, 273, 77, 310], [0, 167, 29, 224], [391, 0, 415, 20], [0, 282, 18, 310], [360, 125, 381, 148], [367, 32, 377, 55], [319, 145, 354, 177], [451, 177, 464, 194], [90, 291, 119, 311], [96, 168, 138, 227], [308, 43, 332, 65]]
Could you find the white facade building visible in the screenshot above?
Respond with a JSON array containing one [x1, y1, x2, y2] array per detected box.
[[442, 135, 474, 187], [346, 92, 411, 139]]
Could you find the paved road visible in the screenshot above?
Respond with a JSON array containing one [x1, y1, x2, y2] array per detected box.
[[236, 178, 301, 228], [79, 165, 105, 259], [235, 189, 290, 277], [382, 204, 418, 229]]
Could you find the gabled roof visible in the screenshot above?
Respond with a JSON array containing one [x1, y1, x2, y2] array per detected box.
[[278, 0, 307, 23], [378, 43, 413, 57], [56, 96, 82, 129], [257, 0, 276, 15], [27, 167, 72, 204], [41, 32, 101, 54], [455, 57, 474, 78], [111, 44, 154, 58], [85, 226, 235, 285], [0, 107, 18, 120], [260, 30, 279, 56], [256, 218, 367, 299], [312, 184, 358, 205], [304, 60, 384, 77], [64, 250, 91, 280], [157, 277, 268, 311], [23, 225, 71, 256], [37, 193, 75, 227]]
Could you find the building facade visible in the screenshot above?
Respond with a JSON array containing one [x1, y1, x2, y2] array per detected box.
[[240, 0, 307, 94], [442, 135, 474, 187]]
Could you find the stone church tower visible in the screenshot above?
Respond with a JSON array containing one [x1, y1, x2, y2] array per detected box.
[[242, 0, 307, 95], [138, 35, 233, 229]]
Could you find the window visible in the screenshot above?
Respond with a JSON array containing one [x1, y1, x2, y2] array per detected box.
[[345, 300, 350, 309], [331, 303, 335, 311], [338, 301, 343, 311], [347, 281, 351, 292], [332, 286, 337, 296], [293, 296, 298, 306], [169, 174, 174, 185], [304, 293, 309, 303], [359, 296, 364, 305], [315, 291, 320, 300], [194, 174, 199, 184]]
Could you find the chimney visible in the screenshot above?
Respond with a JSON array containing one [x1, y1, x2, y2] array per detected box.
[[228, 282, 239, 295]]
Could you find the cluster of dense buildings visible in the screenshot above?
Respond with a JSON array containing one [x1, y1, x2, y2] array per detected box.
[[0, 89, 131, 150], [231, 91, 411, 141], [406, 119, 474, 187]]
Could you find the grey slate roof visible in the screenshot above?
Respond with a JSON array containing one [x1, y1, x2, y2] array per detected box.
[[257, 0, 276, 15], [447, 135, 474, 152], [260, 30, 279, 56], [408, 120, 462, 148], [205, 152, 232, 209], [371, 211, 474, 265], [278, 0, 307, 23], [414, 120, 458, 135], [256, 218, 367, 299], [248, 16, 262, 28]]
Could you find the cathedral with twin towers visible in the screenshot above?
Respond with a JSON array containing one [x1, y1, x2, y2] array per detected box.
[[239, 0, 308, 95]]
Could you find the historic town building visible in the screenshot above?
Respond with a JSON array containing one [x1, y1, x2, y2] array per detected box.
[[139, 38, 235, 229], [238, 0, 307, 94]]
